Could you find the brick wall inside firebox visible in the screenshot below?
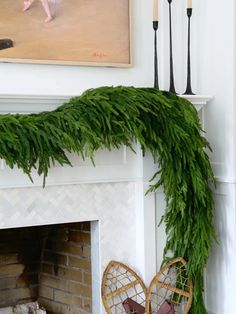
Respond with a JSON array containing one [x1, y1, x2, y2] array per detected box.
[[0, 222, 92, 313]]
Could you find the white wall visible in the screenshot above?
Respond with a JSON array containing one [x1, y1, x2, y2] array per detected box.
[[191, 1, 236, 314], [196, 0, 235, 180], [0, 0, 235, 313]]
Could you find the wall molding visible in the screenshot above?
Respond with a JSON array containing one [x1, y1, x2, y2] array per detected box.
[[215, 176, 236, 184], [210, 161, 235, 184]]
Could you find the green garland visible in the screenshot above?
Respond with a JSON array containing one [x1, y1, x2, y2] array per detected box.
[[0, 86, 216, 313]]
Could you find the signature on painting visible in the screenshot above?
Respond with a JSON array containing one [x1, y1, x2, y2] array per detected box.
[[92, 52, 108, 58]]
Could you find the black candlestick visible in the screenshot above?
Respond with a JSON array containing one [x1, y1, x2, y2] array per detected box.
[[153, 21, 159, 90], [167, 0, 176, 94], [184, 8, 195, 95]]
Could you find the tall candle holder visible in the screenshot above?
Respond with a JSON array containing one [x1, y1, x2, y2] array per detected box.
[[167, 0, 176, 94], [184, 8, 195, 95], [153, 21, 159, 89]]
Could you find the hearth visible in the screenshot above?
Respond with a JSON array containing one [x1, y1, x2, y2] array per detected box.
[[0, 222, 92, 313]]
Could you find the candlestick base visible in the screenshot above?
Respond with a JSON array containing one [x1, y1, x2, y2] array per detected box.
[[183, 87, 195, 96]]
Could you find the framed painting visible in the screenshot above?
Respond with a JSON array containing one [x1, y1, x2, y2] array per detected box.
[[0, 0, 132, 67]]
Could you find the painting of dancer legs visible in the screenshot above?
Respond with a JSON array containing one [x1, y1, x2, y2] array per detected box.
[[0, 0, 131, 66]]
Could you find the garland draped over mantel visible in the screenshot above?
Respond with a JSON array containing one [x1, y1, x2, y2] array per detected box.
[[0, 86, 216, 314]]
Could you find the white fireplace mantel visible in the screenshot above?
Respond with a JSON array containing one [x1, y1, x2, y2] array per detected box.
[[0, 94, 212, 313], [0, 93, 212, 189]]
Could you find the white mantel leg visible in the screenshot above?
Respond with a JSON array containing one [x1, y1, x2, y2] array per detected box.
[[134, 145, 158, 286], [135, 181, 157, 285]]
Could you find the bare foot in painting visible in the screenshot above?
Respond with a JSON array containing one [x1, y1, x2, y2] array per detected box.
[[23, 0, 54, 22], [40, 0, 54, 22], [23, 0, 33, 11], [45, 15, 53, 23]]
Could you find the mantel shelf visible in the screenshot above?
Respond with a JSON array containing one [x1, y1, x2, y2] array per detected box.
[[0, 93, 213, 114]]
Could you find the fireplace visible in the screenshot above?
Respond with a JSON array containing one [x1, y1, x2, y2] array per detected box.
[[0, 93, 209, 313], [0, 181, 144, 314], [0, 222, 92, 313]]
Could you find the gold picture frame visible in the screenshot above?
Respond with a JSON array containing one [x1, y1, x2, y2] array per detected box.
[[0, 0, 132, 67]]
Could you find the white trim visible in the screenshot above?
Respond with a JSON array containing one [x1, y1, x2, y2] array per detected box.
[[135, 181, 157, 286], [180, 94, 213, 105], [180, 95, 213, 112], [0, 94, 71, 113], [215, 176, 236, 184], [91, 221, 102, 314]]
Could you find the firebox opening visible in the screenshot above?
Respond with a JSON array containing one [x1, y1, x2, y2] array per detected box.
[[0, 222, 92, 313]]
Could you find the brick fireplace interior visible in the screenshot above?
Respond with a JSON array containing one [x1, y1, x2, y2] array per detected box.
[[0, 221, 92, 313]]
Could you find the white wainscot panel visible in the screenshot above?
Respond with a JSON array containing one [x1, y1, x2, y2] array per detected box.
[[205, 182, 236, 314]]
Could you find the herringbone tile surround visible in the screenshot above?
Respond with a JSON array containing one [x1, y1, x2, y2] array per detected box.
[[0, 182, 137, 270]]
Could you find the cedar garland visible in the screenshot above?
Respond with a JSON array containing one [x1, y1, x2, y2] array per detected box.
[[0, 86, 216, 313]]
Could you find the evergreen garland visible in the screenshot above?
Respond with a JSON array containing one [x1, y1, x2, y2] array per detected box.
[[0, 86, 216, 313]]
